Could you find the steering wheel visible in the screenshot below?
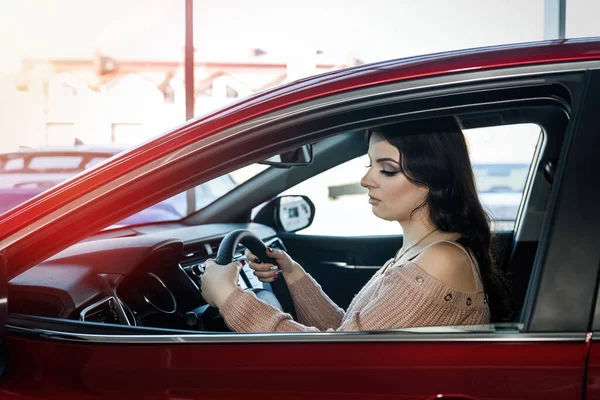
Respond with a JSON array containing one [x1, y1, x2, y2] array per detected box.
[[215, 229, 297, 319]]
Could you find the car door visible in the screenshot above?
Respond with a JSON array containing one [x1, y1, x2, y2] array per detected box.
[[0, 55, 599, 400]]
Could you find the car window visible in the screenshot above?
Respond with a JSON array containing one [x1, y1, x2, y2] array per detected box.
[[272, 123, 540, 236], [29, 156, 83, 170], [2, 157, 25, 171], [84, 156, 109, 169], [189, 164, 269, 213], [0, 149, 268, 227], [99, 164, 271, 229]]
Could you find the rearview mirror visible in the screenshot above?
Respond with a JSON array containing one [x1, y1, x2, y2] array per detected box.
[[259, 144, 313, 168]]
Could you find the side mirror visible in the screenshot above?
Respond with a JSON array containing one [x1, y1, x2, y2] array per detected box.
[[259, 144, 313, 168], [253, 195, 315, 233]]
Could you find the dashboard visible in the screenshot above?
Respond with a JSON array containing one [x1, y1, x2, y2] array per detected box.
[[7, 222, 285, 331]]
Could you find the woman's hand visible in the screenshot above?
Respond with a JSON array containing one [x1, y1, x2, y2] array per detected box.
[[201, 259, 245, 308], [245, 247, 306, 285]]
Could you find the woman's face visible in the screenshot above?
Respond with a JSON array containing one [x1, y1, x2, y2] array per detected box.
[[360, 133, 429, 222]]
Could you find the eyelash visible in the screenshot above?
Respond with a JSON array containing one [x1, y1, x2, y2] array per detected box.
[[365, 165, 399, 177]]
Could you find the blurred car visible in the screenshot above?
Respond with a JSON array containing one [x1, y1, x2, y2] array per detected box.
[[473, 163, 530, 225], [0, 144, 124, 189], [0, 144, 237, 225]]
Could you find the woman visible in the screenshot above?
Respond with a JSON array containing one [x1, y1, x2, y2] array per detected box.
[[201, 117, 513, 332]]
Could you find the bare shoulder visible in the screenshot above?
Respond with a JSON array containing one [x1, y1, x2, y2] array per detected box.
[[412, 241, 477, 292]]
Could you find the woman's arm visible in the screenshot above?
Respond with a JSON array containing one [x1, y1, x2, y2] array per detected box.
[[219, 268, 425, 333], [219, 287, 331, 332], [247, 247, 345, 329], [286, 273, 344, 329]]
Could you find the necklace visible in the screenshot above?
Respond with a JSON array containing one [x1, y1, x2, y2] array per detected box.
[[394, 228, 439, 263]]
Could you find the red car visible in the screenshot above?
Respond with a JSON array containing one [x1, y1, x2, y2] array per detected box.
[[0, 38, 600, 399]]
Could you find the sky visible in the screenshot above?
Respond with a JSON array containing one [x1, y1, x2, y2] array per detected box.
[[0, 0, 552, 67], [2, 0, 599, 70]]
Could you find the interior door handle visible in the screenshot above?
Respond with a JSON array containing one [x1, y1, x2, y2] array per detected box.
[[320, 261, 380, 270]]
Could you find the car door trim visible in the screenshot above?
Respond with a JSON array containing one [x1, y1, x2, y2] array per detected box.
[[4, 324, 586, 344]]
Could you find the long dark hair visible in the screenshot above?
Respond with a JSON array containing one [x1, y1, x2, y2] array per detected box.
[[370, 117, 514, 322]]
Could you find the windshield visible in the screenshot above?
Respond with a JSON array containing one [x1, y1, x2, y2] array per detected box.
[[106, 163, 270, 227], [0, 152, 269, 228]]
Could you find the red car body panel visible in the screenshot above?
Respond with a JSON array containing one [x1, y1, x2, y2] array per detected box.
[[1, 39, 600, 240], [0, 334, 588, 400], [587, 342, 600, 399]]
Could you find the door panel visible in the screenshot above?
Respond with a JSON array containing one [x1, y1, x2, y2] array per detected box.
[[586, 341, 600, 399], [280, 233, 401, 308], [280, 232, 514, 310], [0, 332, 587, 400], [506, 240, 539, 314]]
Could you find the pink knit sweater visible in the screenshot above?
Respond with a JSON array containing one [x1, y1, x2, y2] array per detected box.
[[219, 242, 490, 332]]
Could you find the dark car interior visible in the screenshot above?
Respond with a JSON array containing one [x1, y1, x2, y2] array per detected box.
[[5, 77, 573, 334]]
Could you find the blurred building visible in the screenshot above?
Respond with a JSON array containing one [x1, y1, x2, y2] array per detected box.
[[3, 49, 360, 152]]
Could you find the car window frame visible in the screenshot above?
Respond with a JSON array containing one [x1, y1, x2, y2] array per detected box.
[[2, 62, 599, 342]]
